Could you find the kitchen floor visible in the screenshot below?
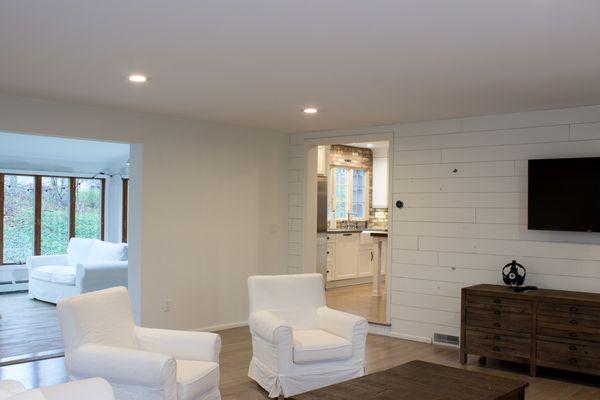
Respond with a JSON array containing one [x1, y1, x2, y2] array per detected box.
[[326, 282, 388, 325]]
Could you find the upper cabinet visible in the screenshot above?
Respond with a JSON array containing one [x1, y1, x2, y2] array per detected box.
[[317, 146, 327, 175], [372, 156, 388, 208]]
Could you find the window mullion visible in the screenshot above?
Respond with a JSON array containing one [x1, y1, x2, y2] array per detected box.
[[0, 173, 3, 265], [100, 179, 106, 241], [34, 176, 42, 256], [69, 178, 76, 238], [347, 170, 353, 220]]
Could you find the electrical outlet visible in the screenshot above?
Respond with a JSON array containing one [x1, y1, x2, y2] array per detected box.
[[164, 299, 171, 312]]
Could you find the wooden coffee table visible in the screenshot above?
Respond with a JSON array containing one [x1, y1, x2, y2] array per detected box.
[[291, 360, 528, 400]]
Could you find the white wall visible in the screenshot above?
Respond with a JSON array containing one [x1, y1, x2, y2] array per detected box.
[[0, 93, 288, 331], [289, 104, 600, 342]]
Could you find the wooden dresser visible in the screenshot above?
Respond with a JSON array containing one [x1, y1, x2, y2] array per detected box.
[[460, 284, 600, 377]]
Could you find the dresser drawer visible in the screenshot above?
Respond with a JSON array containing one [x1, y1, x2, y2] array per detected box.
[[539, 302, 600, 319], [538, 313, 600, 332], [537, 325, 600, 343], [466, 294, 531, 314], [465, 329, 530, 361], [537, 340, 600, 360], [466, 307, 532, 334], [537, 340, 600, 373]]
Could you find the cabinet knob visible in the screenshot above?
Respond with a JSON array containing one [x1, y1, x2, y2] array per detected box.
[[493, 335, 501, 341], [569, 319, 578, 325], [569, 306, 579, 313], [569, 358, 578, 364], [326, 251, 330, 254], [493, 309, 501, 315], [569, 345, 578, 352], [492, 346, 501, 352], [493, 322, 501, 328], [493, 298, 501, 304], [569, 332, 578, 338]]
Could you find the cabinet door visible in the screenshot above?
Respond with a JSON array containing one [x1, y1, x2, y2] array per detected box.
[[326, 243, 335, 281], [358, 247, 373, 277], [372, 157, 388, 208], [334, 233, 359, 280]]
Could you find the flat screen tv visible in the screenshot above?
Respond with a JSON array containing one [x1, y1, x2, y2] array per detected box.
[[528, 157, 600, 232]]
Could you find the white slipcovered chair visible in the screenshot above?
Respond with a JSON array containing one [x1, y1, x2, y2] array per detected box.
[[247, 273, 368, 398], [57, 286, 221, 400], [28, 238, 128, 304], [0, 378, 114, 400]]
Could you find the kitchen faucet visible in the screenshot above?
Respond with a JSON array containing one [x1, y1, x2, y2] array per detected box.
[[347, 211, 356, 228]]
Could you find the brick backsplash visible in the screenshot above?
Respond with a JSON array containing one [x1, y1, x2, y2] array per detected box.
[[328, 145, 387, 230], [368, 207, 388, 230]]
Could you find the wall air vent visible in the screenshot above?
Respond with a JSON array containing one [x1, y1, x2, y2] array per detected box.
[[433, 333, 460, 347]]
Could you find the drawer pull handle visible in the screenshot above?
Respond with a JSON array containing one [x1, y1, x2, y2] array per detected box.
[[492, 346, 501, 352], [343, 233, 352, 236], [569, 358, 578, 364], [569, 345, 578, 351], [569, 306, 579, 313], [493, 298, 501, 304], [569, 332, 578, 338], [493, 310, 501, 315], [493, 322, 501, 328], [493, 335, 501, 341], [569, 319, 578, 325]]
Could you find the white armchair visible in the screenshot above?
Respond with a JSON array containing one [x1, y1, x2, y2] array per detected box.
[[27, 238, 128, 304], [247, 273, 368, 398], [57, 287, 221, 400], [0, 378, 114, 400]]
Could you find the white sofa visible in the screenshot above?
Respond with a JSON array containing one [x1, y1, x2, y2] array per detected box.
[[27, 238, 128, 304], [57, 286, 222, 400], [0, 378, 114, 400], [247, 273, 369, 398]]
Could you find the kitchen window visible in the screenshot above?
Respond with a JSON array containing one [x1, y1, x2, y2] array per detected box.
[[330, 167, 369, 221]]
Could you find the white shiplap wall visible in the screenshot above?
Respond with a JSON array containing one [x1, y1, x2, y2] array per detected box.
[[288, 105, 600, 342]]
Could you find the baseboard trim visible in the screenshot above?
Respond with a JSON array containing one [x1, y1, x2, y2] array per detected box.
[[387, 331, 432, 344], [193, 320, 248, 333], [326, 276, 386, 289]]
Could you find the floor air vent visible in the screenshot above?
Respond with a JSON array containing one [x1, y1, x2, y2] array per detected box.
[[433, 333, 460, 347]]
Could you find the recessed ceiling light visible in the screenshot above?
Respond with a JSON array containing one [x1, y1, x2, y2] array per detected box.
[[128, 74, 147, 83], [303, 107, 318, 114], [366, 143, 374, 148]]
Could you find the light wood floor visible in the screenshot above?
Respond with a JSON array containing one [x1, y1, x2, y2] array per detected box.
[[1, 326, 599, 399], [326, 282, 388, 324], [0, 292, 63, 361]]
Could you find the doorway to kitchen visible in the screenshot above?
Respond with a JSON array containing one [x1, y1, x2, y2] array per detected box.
[[307, 137, 392, 325]]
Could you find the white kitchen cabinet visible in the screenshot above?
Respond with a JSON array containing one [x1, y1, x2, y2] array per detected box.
[[358, 245, 374, 277], [372, 157, 388, 208], [327, 232, 386, 282], [326, 243, 335, 281], [317, 146, 327, 175], [333, 233, 359, 280]]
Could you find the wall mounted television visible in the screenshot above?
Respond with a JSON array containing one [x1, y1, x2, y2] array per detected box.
[[528, 157, 600, 232]]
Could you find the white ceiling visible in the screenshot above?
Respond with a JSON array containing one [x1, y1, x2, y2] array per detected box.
[[1, 1, 599, 133], [0, 132, 130, 175]]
